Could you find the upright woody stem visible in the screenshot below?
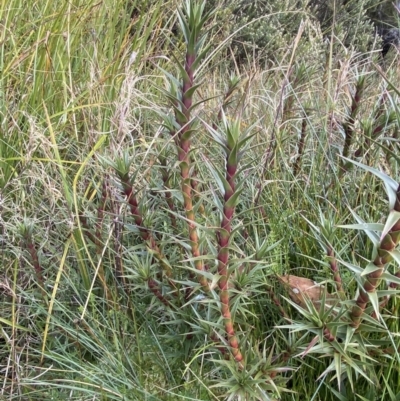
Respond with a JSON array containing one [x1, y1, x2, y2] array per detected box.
[[163, 1, 213, 291], [350, 183, 400, 328], [217, 126, 244, 363]]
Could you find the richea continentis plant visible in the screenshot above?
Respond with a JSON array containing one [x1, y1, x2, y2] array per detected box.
[[102, 1, 400, 399], [107, 1, 289, 398]]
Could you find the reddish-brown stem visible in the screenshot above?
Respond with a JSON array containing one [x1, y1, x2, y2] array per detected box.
[[351, 183, 400, 327], [118, 172, 172, 305], [326, 245, 343, 294], [268, 287, 290, 319], [21, 230, 47, 300], [217, 141, 243, 363], [148, 278, 170, 306], [323, 327, 336, 342], [172, 41, 209, 292], [25, 237, 44, 289]]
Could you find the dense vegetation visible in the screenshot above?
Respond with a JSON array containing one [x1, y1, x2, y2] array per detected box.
[[2, 0, 400, 400]]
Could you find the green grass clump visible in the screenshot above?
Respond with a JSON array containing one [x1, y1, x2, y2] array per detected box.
[[3, 0, 400, 400]]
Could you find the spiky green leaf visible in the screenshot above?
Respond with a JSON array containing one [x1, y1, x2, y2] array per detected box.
[[203, 158, 231, 195], [361, 262, 383, 277], [367, 291, 380, 320], [225, 188, 243, 210], [381, 210, 400, 241], [388, 248, 400, 266], [337, 258, 363, 274], [170, 51, 191, 85], [341, 156, 398, 207], [381, 271, 400, 285]]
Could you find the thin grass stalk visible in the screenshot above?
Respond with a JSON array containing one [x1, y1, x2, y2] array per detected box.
[[262, 69, 293, 173], [253, 69, 293, 209], [350, 183, 400, 328], [387, 117, 400, 163], [77, 209, 108, 296], [282, 64, 307, 124], [77, 182, 109, 293]]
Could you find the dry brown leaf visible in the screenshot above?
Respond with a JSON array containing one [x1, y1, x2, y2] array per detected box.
[[277, 275, 338, 309]]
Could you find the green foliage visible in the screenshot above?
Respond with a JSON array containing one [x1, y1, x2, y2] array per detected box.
[[3, 0, 400, 400], [206, 0, 397, 64], [310, 0, 376, 52], [206, 0, 322, 63]]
